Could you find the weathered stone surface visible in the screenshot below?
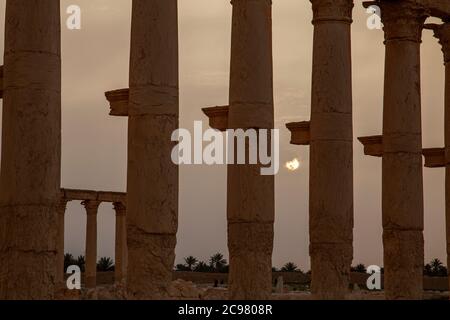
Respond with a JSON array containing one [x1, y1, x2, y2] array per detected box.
[[358, 135, 383, 157], [227, 0, 275, 300], [105, 88, 129, 117], [309, 0, 354, 300], [383, 230, 424, 300], [406, 0, 450, 19], [201, 288, 228, 300], [438, 22, 450, 300], [127, 227, 176, 299], [126, 0, 179, 299], [228, 222, 273, 300], [309, 243, 353, 299], [61, 189, 126, 203], [286, 121, 310, 146], [430, 22, 450, 299], [379, 0, 427, 300], [202, 106, 229, 132], [422, 148, 445, 168], [0, 0, 61, 300], [56, 199, 69, 287], [227, 163, 274, 223], [228, 0, 274, 131], [309, 141, 353, 244], [168, 279, 201, 299], [0, 65, 3, 99]]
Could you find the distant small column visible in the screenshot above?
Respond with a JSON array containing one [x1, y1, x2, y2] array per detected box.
[[56, 199, 69, 287], [113, 202, 127, 284], [82, 200, 101, 288]]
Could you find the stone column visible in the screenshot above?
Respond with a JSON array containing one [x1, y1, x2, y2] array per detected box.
[[0, 0, 61, 300], [82, 200, 100, 289], [113, 202, 127, 284], [379, 1, 427, 300], [308, 0, 354, 300], [127, 0, 179, 299], [432, 22, 450, 297], [227, 0, 274, 300], [56, 199, 69, 287]]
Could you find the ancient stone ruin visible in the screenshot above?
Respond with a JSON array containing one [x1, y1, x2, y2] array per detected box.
[[0, 0, 450, 300]]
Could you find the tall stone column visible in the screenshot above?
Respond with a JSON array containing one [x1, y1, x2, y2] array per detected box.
[[56, 199, 69, 287], [82, 200, 100, 289], [379, 1, 427, 300], [308, 0, 354, 300], [0, 0, 61, 300], [127, 0, 179, 299], [113, 202, 127, 284], [432, 22, 450, 297], [227, 0, 274, 300]]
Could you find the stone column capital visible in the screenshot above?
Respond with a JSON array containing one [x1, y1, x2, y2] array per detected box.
[[431, 23, 450, 64], [310, 0, 354, 25], [380, 1, 428, 43], [81, 200, 101, 215], [113, 202, 126, 216], [230, 0, 272, 6], [58, 198, 69, 215]]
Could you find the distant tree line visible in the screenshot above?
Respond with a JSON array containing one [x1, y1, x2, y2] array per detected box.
[[424, 258, 448, 277], [176, 253, 229, 273], [64, 253, 114, 272], [176, 256, 309, 274], [350, 258, 448, 277], [65, 252, 449, 278]]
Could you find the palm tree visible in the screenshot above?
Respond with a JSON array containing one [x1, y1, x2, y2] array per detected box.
[[209, 253, 227, 273], [76, 255, 86, 272], [424, 263, 432, 276], [97, 257, 114, 272], [430, 258, 443, 274], [64, 253, 76, 271], [281, 262, 298, 272], [176, 263, 190, 271], [194, 261, 211, 273], [351, 264, 367, 273], [184, 256, 198, 271]]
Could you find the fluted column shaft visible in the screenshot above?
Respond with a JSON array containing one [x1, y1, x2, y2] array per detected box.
[[309, 0, 354, 300], [127, 0, 179, 299], [227, 0, 274, 300], [56, 199, 69, 287], [0, 0, 61, 300], [82, 200, 100, 289], [380, 1, 427, 300], [113, 202, 127, 284]]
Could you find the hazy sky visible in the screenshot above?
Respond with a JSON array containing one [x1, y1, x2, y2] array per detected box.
[[0, 0, 447, 270]]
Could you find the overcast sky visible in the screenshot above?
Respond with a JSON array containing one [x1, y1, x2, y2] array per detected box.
[[0, 0, 447, 270]]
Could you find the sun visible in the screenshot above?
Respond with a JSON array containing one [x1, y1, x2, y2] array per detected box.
[[285, 158, 300, 171]]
